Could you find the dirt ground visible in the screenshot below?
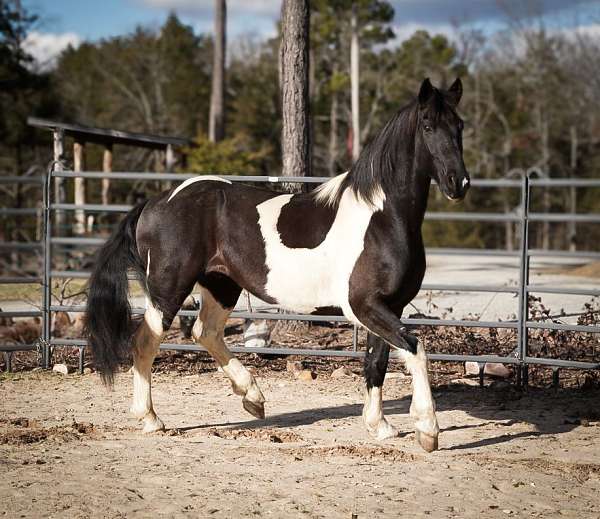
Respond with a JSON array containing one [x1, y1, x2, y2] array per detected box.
[[1, 362, 599, 519]]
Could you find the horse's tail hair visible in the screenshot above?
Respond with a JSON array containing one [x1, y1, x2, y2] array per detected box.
[[85, 201, 148, 386]]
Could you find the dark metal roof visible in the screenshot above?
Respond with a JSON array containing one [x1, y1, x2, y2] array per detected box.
[[27, 117, 192, 150]]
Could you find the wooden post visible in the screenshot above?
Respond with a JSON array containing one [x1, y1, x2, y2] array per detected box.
[[101, 144, 113, 206], [73, 141, 86, 235], [53, 130, 65, 236]]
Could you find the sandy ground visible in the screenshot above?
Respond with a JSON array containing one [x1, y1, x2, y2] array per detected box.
[[1, 367, 599, 518]]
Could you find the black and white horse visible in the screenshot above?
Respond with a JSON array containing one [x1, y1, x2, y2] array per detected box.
[[86, 78, 469, 453]]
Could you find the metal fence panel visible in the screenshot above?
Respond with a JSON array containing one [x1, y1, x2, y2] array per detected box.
[[3, 126, 599, 379]]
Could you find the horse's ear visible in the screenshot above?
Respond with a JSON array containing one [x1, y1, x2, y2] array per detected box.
[[446, 78, 463, 107], [418, 78, 435, 107]]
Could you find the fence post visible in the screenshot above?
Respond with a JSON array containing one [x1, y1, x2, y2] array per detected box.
[[516, 173, 531, 387], [42, 129, 64, 368]]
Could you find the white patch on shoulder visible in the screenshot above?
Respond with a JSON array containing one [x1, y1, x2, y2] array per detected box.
[[167, 175, 232, 202], [257, 187, 385, 321]]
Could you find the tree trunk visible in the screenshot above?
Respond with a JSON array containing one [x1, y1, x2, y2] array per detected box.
[[541, 116, 550, 250], [280, 0, 311, 179], [209, 0, 226, 142], [162, 144, 175, 191], [277, 0, 312, 334], [73, 141, 86, 236], [328, 85, 338, 177], [568, 125, 577, 251], [504, 197, 513, 251], [350, 3, 360, 162]]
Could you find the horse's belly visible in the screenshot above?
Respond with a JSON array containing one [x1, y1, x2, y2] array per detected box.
[[263, 252, 342, 313]]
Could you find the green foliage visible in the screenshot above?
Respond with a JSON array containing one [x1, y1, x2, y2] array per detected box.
[[186, 134, 268, 175], [0, 0, 36, 80], [54, 13, 212, 138]]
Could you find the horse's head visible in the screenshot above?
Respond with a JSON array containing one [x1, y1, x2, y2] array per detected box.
[[417, 77, 470, 201]]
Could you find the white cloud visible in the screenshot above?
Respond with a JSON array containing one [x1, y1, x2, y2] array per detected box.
[[23, 31, 81, 71], [391, 22, 456, 45], [565, 22, 600, 39]]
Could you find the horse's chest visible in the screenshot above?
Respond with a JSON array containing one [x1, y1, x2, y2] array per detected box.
[[256, 192, 378, 315], [385, 246, 426, 309]]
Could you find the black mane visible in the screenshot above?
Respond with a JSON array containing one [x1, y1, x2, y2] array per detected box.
[[342, 99, 419, 206]]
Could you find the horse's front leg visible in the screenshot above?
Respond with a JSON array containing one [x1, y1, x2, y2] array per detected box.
[[353, 298, 439, 452], [363, 333, 398, 440]]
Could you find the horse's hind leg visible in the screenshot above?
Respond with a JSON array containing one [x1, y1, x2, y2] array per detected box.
[[130, 248, 195, 433], [193, 285, 266, 419], [363, 333, 398, 440], [130, 309, 165, 433]]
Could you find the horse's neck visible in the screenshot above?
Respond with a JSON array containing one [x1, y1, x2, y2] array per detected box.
[[383, 140, 431, 232], [383, 178, 429, 235]]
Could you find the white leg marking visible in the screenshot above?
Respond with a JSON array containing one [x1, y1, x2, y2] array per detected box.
[[130, 321, 165, 433], [130, 249, 165, 433], [363, 386, 398, 441], [395, 343, 439, 444], [192, 288, 266, 419], [221, 357, 253, 396], [257, 186, 385, 317], [167, 175, 232, 202]]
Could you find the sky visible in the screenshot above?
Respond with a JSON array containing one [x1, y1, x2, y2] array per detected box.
[[23, 0, 600, 68]]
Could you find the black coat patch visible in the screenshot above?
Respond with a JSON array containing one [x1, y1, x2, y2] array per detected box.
[[276, 193, 336, 249]]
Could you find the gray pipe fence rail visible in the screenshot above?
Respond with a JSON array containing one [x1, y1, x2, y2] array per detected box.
[[0, 174, 45, 371], [2, 126, 599, 385]]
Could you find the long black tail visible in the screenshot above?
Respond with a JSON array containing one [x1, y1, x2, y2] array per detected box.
[[85, 201, 148, 385]]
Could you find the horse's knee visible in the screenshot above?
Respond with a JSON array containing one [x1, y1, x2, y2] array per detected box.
[[363, 334, 390, 389], [192, 318, 221, 347]]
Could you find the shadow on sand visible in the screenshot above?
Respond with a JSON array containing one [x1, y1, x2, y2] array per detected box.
[[173, 382, 600, 450]]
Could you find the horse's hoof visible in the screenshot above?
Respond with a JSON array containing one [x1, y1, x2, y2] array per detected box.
[[142, 416, 165, 434], [415, 429, 438, 452], [243, 398, 265, 420]]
